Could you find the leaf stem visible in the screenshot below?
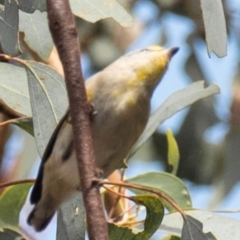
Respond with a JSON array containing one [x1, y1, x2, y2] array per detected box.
[[0, 179, 35, 188], [101, 180, 186, 218]]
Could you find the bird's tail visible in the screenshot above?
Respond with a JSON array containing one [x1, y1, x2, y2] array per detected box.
[[27, 204, 55, 232]]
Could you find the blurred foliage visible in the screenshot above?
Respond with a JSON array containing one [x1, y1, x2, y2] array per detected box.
[[0, 1, 239, 239], [153, 97, 219, 184], [70, 0, 240, 206], [75, 0, 231, 71], [0, 0, 239, 200]]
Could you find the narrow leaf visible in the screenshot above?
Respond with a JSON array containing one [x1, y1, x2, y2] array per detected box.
[[18, 0, 46, 13], [0, 0, 20, 56], [200, 0, 227, 57], [166, 129, 179, 175], [128, 81, 220, 158]]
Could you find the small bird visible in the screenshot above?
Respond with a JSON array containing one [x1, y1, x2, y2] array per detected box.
[[27, 46, 179, 231]]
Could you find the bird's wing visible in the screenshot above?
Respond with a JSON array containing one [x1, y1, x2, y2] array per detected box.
[[30, 109, 70, 204]]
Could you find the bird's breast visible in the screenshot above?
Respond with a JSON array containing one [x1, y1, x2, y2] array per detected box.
[[91, 93, 150, 177]]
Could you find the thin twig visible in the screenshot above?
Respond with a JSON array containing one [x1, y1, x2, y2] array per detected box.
[[107, 170, 125, 219], [101, 181, 186, 218], [0, 179, 35, 188]]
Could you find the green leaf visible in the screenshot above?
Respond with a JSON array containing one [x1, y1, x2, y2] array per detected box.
[[182, 215, 217, 240], [18, 0, 46, 13], [25, 61, 68, 156], [166, 129, 179, 175], [109, 195, 164, 240], [0, 117, 33, 136], [0, 63, 31, 116], [57, 194, 85, 240], [70, 0, 133, 27], [161, 210, 240, 240], [0, 183, 33, 230], [200, 0, 227, 57], [19, 10, 53, 61], [0, 0, 20, 56], [126, 172, 192, 212], [161, 235, 180, 240], [109, 223, 134, 240], [0, 228, 25, 240], [128, 81, 220, 158], [10, 117, 34, 136]]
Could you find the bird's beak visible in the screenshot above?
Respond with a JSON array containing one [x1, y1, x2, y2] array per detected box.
[[168, 47, 179, 58]]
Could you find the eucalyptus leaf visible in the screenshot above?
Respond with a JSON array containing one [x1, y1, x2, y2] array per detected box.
[[0, 0, 20, 56], [70, 0, 133, 27], [25, 61, 68, 156], [200, 0, 227, 57], [182, 215, 217, 240], [128, 81, 220, 158], [0, 117, 33, 136], [166, 129, 179, 175], [161, 210, 240, 240], [0, 183, 33, 230], [57, 194, 85, 240], [0, 63, 31, 116], [109, 195, 164, 240], [10, 117, 33, 136], [19, 10, 53, 61], [126, 172, 192, 212]]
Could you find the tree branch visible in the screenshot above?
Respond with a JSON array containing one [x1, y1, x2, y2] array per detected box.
[[46, 0, 108, 239]]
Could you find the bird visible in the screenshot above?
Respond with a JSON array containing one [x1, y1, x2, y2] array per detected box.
[[27, 45, 179, 231]]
